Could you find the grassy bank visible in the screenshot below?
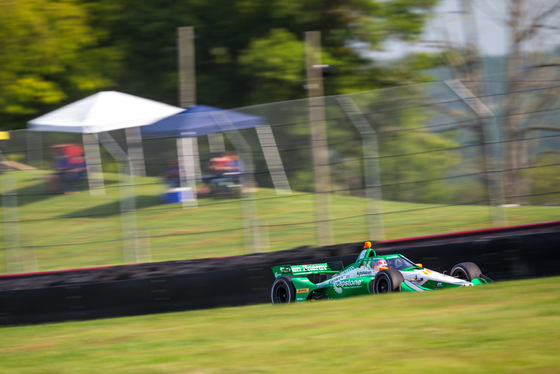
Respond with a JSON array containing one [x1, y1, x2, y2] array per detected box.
[[1, 170, 560, 272]]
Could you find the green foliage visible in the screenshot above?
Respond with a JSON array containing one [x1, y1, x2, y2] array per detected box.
[[0, 0, 121, 130], [238, 29, 308, 103], [0, 0, 455, 204], [379, 130, 460, 203], [85, 0, 441, 107], [325, 88, 461, 204], [0, 0, 444, 130]]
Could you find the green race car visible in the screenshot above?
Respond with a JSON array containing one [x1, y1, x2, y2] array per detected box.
[[271, 241, 492, 304]]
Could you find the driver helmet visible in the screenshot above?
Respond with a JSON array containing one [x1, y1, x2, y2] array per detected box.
[[375, 259, 387, 269]]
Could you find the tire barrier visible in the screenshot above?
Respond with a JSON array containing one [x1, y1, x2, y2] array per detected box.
[[373, 220, 560, 281], [0, 244, 359, 325], [1, 221, 559, 325]]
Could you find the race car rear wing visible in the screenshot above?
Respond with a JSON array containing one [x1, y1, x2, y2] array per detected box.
[[272, 261, 344, 279]]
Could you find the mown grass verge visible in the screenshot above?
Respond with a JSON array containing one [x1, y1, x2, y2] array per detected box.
[[1, 276, 559, 373]]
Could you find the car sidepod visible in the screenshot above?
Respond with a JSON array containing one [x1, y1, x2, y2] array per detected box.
[[322, 277, 373, 299], [290, 277, 320, 302]]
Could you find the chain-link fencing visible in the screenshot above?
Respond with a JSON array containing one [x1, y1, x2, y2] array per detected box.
[[1, 80, 560, 273]]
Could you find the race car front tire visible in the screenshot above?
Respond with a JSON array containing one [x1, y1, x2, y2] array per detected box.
[[372, 269, 404, 294], [271, 276, 296, 304], [450, 262, 482, 282]]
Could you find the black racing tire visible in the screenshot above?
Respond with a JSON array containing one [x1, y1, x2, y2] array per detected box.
[[373, 269, 404, 294], [450, 262, 482, 282], [271, 276, 296, 304]]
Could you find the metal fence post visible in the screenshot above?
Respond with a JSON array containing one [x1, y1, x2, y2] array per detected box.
[[306, 31, 332, 246], [210, 112, 259, 253], [337, 96, 385, 241], [1, 169, 22, 273], [97, 132, 140, 263], [445, 79, 506, 227]]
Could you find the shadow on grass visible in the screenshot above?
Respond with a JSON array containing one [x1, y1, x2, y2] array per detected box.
[[5, 178, 119, 207], [57, 194, 166, 219]]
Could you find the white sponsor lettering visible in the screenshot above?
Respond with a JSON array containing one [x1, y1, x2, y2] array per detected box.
[[333, 279, 362, 294], [304, 264, 328, 271], [357, 269, 374, 277], [292, 264, 329, 272]]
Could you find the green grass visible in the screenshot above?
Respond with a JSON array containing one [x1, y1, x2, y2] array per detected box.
[[1, 170, 560, 273], [1, 276, 559, 373]]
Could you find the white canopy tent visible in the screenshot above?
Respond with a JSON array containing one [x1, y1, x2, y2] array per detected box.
[[28, 91, 184, 194]]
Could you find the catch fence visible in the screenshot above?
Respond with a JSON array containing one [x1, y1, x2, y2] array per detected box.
[[1, 80, 560, 273]]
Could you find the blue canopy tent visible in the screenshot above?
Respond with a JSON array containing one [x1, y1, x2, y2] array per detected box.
[[141, 105, 264, 138], [140, 105, 291, 202]]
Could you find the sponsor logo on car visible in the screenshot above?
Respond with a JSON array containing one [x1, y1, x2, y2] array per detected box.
[[333, 279, 362, 294], [297, 288, 309, 293], [291, 264, 329, 273], [357, 269, 373, 276]]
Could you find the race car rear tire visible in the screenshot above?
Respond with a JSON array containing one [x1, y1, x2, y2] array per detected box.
[[271, 276, 296, 304], [373, 269, 404, 294], [450, 262, 482, 282]]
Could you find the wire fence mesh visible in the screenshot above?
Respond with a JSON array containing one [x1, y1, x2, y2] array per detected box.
[[1, 80, 560, 273]]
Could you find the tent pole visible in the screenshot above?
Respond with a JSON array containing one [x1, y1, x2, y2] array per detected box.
[[177, 137, 199, 208], [82, 133, 105, 195]]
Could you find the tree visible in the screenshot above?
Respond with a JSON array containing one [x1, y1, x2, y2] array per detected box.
[[359, 87, 460, 204], [427, 0, 560, 204], [2, 0, 444, 129], [0, 0, 120, 130], [88, 0, 439, 107]]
